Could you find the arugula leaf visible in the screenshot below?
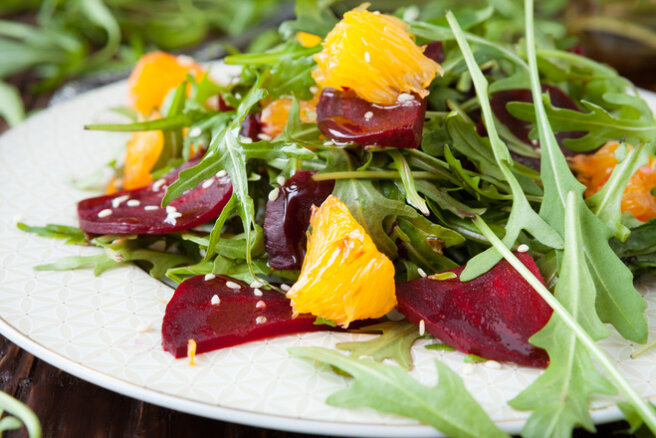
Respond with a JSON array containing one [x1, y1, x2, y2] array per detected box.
[[389, 150, 429, 215], [510, 192, 615, 438], [395, 215, 462, 273], [17, 223, 86, 244], [474, 200, 656, 436], [425, 343, 456, 352], [0, 80, 24, 127], [328, 150, 417, 258], [289, 347, 509, 438], [447, 11, 562, 281], [164, 77, 268, 274], [265, 53, 316, 100], [522, 0, 647, 343], [336, 321, 422, 370], [508, 99, 656, 152], [35, 254, 121, 276]]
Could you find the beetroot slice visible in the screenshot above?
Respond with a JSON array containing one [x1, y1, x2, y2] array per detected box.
[[240, 112, 262, 141], [77, 158, 232, 235], [264, 170, 334, 270], [396, 253, 553, 367], [162, 275, 321, 357], [316, 88, 428, 149]]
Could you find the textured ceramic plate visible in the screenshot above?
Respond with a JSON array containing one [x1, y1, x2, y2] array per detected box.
[[2, 71, 656, 436]]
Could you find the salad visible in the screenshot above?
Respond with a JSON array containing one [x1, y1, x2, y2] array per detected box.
[[18, 0, 656, 436]]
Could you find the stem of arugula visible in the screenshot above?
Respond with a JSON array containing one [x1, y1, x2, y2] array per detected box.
[[312, 170, 439, 181], [474, 215, 656, 434]]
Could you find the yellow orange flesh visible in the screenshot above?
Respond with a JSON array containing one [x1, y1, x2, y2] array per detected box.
[[260, 93, 320, 139], [570, 141, 656, 222], [296, 32, 322, 48], [128, 51, 203, 115], [123, 128, 165, 190], [286, 195, 396, 327], [312, 4, 441, 105]]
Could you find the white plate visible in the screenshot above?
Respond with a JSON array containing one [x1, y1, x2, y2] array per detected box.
[[1, 75, 656, 437]]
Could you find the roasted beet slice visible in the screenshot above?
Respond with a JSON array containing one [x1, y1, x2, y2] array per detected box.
[[316, 87, 428, 149], [78, 159, 232, 234], [396, 253, 553, 367], [264, 170, 334, 270], [424, 41, 445, 64], [162, 275, 322, 357], [240, 112, 262, 141]]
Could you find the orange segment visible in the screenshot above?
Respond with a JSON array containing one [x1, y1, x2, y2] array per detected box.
[[128, 51, 204, 115], [296, 32, 322, 48], [312, 3, 441, 105], [570, 141, 656, 221], [286, 195, 396, 327], [123, 127, 165, 190], [260, 92, 320, 139]]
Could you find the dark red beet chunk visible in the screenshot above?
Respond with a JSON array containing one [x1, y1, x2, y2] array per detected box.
[[162, 275, 322, 357], [316, 88, 428, 149], [78, 159, 232, 234], [240, 112, 262, 141], [396, 253, 553, 367], [264, 170, 334, 270], [424, 41, 445, 64]]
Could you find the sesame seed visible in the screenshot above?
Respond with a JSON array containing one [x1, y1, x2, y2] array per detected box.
[[226, 281, 241, 290], [268, 187, 280, 202], [256, 316, 267, 324], [462, 364, 475, 375], [364, 111, 373, 121], [280, 284, 291, 292], [419, 319, 425, 336], [397, 93, 415, 103], [240, 136, 253, 143], [166, 205, 177, 214], [152, 179, 166, 191], [364, 51, 370, 62], [202, 179, 214, 189], [276, 175, 286, 186], [144, 205, 158, 211], [235, 92, 242, 100], [256, 300, 266, 309], [210, 294, 221, 305], [323, 140, 334, 146], [249, 174, 262, 181], [164, 211, 182, 225], [136, 322, 152, 333], [253, 288, 263, 297], [310, 86, 318, 94], [188, 127, 202, 137], [485, 360, 501, 370], [216, 170, 227, 178], [127, 199, 140, 207], [250, 280, 263, 289], [98, 209, 113, 218], [517, 244, 529, 253], [417, 267, 427, 278], [111, 195, 129, 208], [204, 273, 216, 281], [257, 133, 272, 141]]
